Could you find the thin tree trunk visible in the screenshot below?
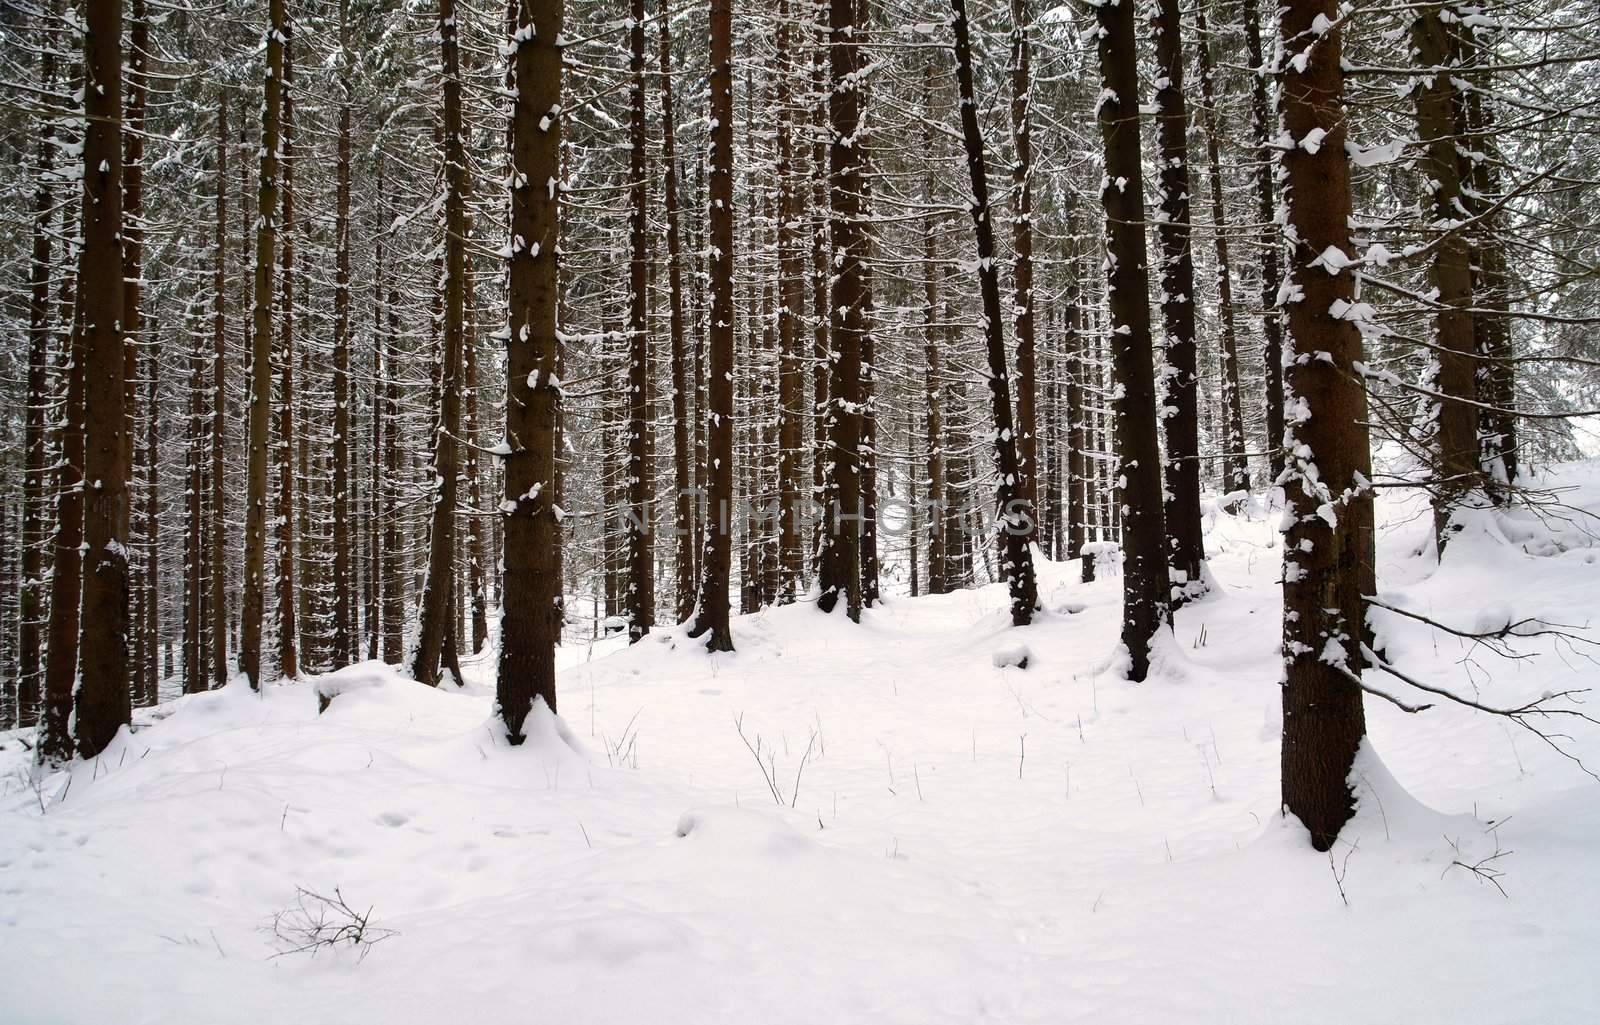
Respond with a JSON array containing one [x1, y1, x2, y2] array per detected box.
[[1276, 0, 1370, 852], [809, 37, 829, 583], [1242, 0, 1285, 483], [499, 0, 565, 737], [186, 303, 206, 694], [382, 283, 404, 665], [275, 33, 299, 681], [125, 0, 150, 706], [413, 0, 470, 683], [923, 146, 947, 596], [775, 0, 805, 605], [240, 0, 286, 690], [687, 0, 736, 651], [949, 0, 1037, 627], [465, 264, 489, 653], [1412, 4, 1482, 552], [73, 0, 131, 756], [142, 342, 160, 705], [1461, 34, 1515, 488], [1194, 0, 1249, 495], [1008, 0, 1039, 531], [19, 36, 57, 726], [40, 301, 85, 763], [210, 90, 230, 688], [623, 0, 655, 643], [1151, 0, 1206, 601], [331, 0, 355, 667], [817, 0, 865, 622], [1093, 0, 1168, 679], [658, 17, 695, 624]]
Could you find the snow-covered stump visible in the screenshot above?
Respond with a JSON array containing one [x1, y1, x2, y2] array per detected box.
[[1080, 541, 1122, 580]]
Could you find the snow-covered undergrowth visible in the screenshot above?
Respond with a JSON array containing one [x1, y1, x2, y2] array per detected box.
[[5, 465, 1600, 1024]]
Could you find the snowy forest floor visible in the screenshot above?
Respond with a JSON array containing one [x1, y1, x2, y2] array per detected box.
[[5, 465, 1600, 1024]]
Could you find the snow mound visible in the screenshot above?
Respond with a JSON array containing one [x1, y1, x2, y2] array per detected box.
[[990, 642, 1031, 669]]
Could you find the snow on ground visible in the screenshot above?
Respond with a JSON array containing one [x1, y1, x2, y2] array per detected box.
[[4, 465, 1600, 1024]]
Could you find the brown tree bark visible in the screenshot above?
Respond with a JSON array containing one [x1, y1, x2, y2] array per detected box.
[[499, 0, 566, 737], [240, 0, 286, 691], [186, 302, 206, 694], [40, 301, 85, 763], [809, 37, 830, 582], [331, 0, 355, 667], [20, 35, 56, 726], [73, 0, 131, 756], [210, 90, 230, 689], [1276, 0, 1371, 852], [687, 0, 737, 650], [125, 0, 150, 706], [1151, 0, 1206, 601], [414, 0, 471, 683], [1008, 0, 1039, 528], [1194, 0, 1250, 495], [949, 0, 1038, 627], [275, 33, 299, 680], [1412, 4, 1482, 552], [381, 282, 405, 665], [465, 265, 490, 653], [1064, 228, 1089, 581], [1242, 0, 1285, 483], [775, 0, 805, 605], [922, 153, 948, 597], [816, 0, 866, 622], [1461, 33, 1515, 488], [141, 342, 160, 706], [659, 16, 696, 624], [1093, 0, 1168, 679], [623, 0, 655, 643]]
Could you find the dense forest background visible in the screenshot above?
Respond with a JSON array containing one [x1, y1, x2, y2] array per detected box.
[[1, 0, 1598, 847]]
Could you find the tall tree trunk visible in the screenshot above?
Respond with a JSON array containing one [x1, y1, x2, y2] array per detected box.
[[331, 0, 355, 667], [1194, 0, 1249, 495], [382, 284, 404, 665], [1411, 3, 1482, 552], [465, 264, 490, 653], [623, 0, 655, 643], [1461, 32, 1515, 488], [658, 17, 695, 624], [40, 302, 85, 762], [142, 343, 160, 705], [186, 303, 206, 694], [809, 36, 829, 583], [275, 33, 299, 681], [210, 90, 230, 688], [949, 0, 1037, 627], [774, 0, 805, 605], [367, 216, 384, 662], [499, 0, 565, 738], [856, 0, 880, 609], [687, 0, 736, 651], [1242, 0, 1285, 484], [20, 36, 57, 726], [1093, 0, 1168, 679], [73, 0, 131, 756], [816, 0, 865, 622], [240, 0, 286, 690], [923, 151, 947, 597], [1063, 225, 1088, 578], [1276, 0, 1370, 852], [125, 0, 150, 706], [414, 0, 470, 683], [1151, 0, 1206, 601], [1008, 0, 1039, 532]]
